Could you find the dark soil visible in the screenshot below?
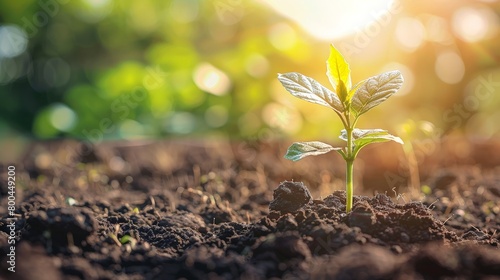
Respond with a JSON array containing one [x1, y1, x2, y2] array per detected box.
[[1, 139, 499, 279]]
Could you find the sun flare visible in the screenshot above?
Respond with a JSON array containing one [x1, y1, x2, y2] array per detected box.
[[258, 0, 397, 40]]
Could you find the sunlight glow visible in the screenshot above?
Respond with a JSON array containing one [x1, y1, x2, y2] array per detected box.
[[258, 0, 398, 40], [262, 103, 302, 134], [268, 23, 297, 51], [84, 0, 111, 8], [421, 15, 454, 44]]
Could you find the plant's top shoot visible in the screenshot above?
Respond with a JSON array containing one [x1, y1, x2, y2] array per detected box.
[[278, 44, 404, 212]]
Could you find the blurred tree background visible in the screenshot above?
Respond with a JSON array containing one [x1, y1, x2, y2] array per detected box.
[[0, 0, 499, 156]]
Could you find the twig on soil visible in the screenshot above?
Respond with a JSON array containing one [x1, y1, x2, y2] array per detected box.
[[427, 199, 439, 210], [109, 224, 123, 247], [391, 187, 397, 197], [109, 233, 122, 247], [149, 196, 156, 209], [471, 225, 481, 232], [392, 188, 407, 204], [443, 214, 455, 225]]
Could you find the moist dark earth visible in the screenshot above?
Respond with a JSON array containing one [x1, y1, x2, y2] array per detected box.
[[0, 138, 499, 279]]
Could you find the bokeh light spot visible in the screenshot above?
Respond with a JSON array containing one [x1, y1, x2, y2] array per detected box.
[[50, 103, 77, 132], [435, 51, 465, 84], [262, 102, 302, 134], [109, 156, 127, 173], [75, 0, 113, 23], [421, 15, 454, 44], [119, 119, 145, 139], [452, 7, 496, 42], [193, 63, 231, 96], [395, 17, 426, 52], [164, 112, 196, 134], [0, 25, 28, 58], [85, 0, 110, 8]]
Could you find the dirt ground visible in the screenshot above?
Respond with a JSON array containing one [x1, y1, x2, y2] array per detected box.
[[1, 138, 499, 279]]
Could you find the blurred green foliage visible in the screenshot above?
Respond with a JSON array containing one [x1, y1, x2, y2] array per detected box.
[[0, 0, 499, 142]]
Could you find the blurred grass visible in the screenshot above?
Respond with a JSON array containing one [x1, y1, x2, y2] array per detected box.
[[0, 0, 499, 150]]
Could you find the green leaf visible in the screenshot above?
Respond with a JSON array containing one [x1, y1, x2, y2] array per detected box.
[[278, 72, 344, 114], [351, 70, 403, 117], [285, 141, 342, 162], [340, 128, 403, 153], [337, 80, 348, 106], [326, 44, 352, 100]]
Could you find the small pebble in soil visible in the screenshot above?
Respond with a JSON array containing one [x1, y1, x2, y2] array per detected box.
[[269, 181, 312, 214]]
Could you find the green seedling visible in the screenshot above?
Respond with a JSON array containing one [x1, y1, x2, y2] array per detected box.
[[120, 235, 137, 248], [397, 119, 436, 197], [278, 45, 404, 213]]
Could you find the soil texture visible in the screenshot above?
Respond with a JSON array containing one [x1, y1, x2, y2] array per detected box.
[[1, 139, 499, 279]]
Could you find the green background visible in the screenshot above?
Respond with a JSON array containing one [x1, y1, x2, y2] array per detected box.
[[0, 0, 499, 149]]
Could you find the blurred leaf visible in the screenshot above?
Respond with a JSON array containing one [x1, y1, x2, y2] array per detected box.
[[97, 62, 147, 97], [146, 43, 198, 69], [33, 106, 59, 138]]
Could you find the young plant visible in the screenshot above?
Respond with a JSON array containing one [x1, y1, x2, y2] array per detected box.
[[278, 45, 404, 213]]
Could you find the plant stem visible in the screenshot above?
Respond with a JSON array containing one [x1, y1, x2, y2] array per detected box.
[[345, 126, 354, 212], [346, 158, 354, 212], [343, 108, 355, 212]]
